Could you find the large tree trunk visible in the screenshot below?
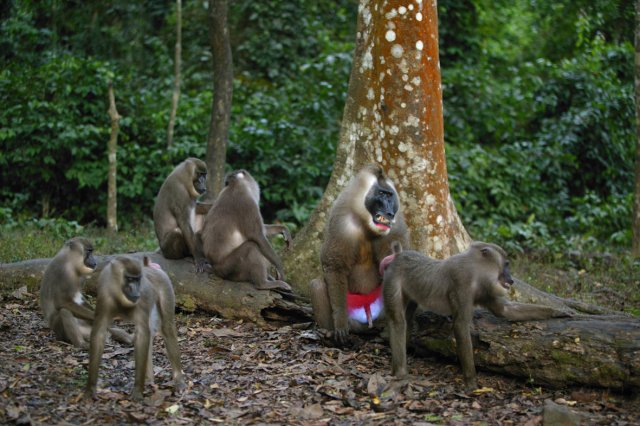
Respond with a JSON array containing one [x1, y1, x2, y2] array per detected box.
[[204, 0, 233, 200], [283, 0, 470, 296]]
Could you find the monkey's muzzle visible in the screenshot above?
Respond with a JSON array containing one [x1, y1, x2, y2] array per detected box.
[[373, 214, 392, 230]]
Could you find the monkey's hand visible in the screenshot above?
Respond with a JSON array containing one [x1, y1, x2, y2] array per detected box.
[[194, 258, 213, 274], [333, 323, 350, 345]]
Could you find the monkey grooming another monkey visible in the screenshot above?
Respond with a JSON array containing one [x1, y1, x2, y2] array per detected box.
[[310, 163, 410, 344], [383, 241, 569, 390], [154, 157, 208, 259], [86, 256, 186, 401], [196, 169, 292, 292], [39, 237, 132, 348]]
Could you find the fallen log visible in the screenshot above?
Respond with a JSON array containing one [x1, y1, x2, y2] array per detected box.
[[413, 309, 640, 392], [1, 254, 639, 391], [0, 252, 312, 326]]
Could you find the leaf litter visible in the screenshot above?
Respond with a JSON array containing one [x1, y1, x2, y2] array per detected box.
[[0, 294, 639, 425]]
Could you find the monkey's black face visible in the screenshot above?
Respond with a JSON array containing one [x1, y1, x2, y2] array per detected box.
[[84, 248, 97, 271], [365, 182, 398, 234], [498, 261, 514, 289], [194, 172, 207, 195], [122, 274, 142, 303]]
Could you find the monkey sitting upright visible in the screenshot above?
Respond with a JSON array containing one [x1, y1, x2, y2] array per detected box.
[[86, 256, 186, 401], [39, 237, 132, 348], [153, 158, 208, 260], [383, 241, 570, 390], [310, 163, 410, 344], [196, 169, 292, 291]]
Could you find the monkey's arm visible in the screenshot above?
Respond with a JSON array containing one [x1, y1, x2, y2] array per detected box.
[[323, 268, 350, 343], [175, 209, 199, 258], [253, 234, 285, 278], [486, 298, 571, 321], [264, 224, 292, 248], [58, 301, 96, 321]]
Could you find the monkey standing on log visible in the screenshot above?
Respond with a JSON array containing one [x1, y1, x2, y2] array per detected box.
[[154, 158, 208, 259], [383, 241, 570, 390], [196, 169, 292, 291], [85, 256, 185, 401], [310, 163, 410, 344], [39, 237, 132, 348]]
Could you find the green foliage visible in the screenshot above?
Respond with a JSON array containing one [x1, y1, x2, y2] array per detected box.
[[445, 10, 635, 253], [0, 0, 635, 256]]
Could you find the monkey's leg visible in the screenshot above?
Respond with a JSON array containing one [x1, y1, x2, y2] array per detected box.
[[387, 303, 408, 377], [85, 315, 112, 399], [57, 309, 89, 348], [159, 309, 186, 393], [309, 278, 334, 330], [132, 325, 152, 401], [159, 230, 188, 260], [451, 307, 478, 390], [218, 242, 291, 291]]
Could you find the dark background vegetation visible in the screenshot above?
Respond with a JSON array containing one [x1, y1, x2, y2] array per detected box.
[[0, 0, 636, 260]]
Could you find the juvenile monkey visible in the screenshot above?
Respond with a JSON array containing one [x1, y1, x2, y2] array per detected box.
[[86, 256, 185, 401], [197, 169, 292, 291], [383, 241, 569, 390], [154, 158, 208, 259], [39, 238, 131, 348], [310, 163, 410, 344]]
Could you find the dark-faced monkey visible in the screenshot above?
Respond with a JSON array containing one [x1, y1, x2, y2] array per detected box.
[[154, 158, 208, 259], [196, 169, 292, 292], [383, 241, 570, 390], [86, 256, 186, 401], [39, 238, 132, 348], [310, 163, 410, 344]]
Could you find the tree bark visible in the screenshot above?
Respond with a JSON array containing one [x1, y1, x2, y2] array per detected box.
[[284, 0, 471, 297], [0, 254, 310, 326], [106, 81, 120, 233], [166, 0, 182, 148], [204, 0, 234, 199], [633, 0, 640, 256]]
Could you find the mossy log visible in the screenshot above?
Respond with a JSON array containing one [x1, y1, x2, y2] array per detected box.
[[2, 255, 639, 391], [0, 252, 311, 326]]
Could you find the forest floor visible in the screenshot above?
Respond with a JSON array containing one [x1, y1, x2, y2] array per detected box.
[[1, 290, 639, 425]]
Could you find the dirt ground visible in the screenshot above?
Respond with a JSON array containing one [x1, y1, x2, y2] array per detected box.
[[1, 292, 638, 425]]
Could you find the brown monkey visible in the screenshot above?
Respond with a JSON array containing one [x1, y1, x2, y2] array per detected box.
[[383, 241, 570, 390], [154, 157, 208, 259], [39, 238, 132, 348], [86, 256, 186, 401], [196, 169, 292, 291], [310, 163, 410, 344]]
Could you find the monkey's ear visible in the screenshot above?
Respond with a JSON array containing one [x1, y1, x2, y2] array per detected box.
[[480, 247, 490, 256]]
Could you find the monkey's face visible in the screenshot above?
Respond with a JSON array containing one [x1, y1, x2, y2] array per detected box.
[[364, 181, 398, 236], [122, 272, 142, 303], [498, 260, 514, 289], [83, 246, 97, 271], [193, 170, 207, 195]]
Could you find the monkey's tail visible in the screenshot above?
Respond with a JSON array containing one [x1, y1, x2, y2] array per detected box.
[[379, 241, 402, 277]]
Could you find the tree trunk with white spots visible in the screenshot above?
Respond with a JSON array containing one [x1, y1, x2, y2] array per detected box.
[[284, 0, 470, 296]]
